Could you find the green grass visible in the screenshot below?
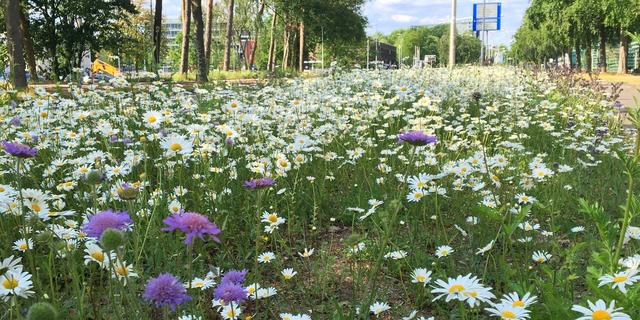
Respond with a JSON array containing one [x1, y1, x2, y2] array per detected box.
[[0, 67, 638, 319]]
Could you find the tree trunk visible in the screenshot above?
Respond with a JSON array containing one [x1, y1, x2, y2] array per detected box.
[[267, 10, 277, 71], [282, 24, 290, 70], [298, 20, 304, 72], [586, 34, 592, 73], [204, 0, 214, 70], [618, 27, 627, 74], [180, 0, 191, 75], [18, 4, 37, 81], [153, 0, 163, 68], [249, 1, 265, 68], [575, 39, 581, 72], [598, 21, 607, 72], [223, 0, 235, 71], [192, 0, 208, 82], [5, 0, 27, 89]]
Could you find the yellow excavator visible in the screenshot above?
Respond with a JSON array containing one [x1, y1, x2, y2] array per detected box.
[[91, 59, 120, 77]]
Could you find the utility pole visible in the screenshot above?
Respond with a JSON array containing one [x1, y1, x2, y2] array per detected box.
[[479, 0, 485, 64], [449, 0, 456, 69]]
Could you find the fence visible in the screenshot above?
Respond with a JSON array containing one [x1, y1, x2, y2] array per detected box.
[[571, 42, 639, 71]]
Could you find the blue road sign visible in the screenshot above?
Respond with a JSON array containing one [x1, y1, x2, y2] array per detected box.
[[473, 2, 501, 32]]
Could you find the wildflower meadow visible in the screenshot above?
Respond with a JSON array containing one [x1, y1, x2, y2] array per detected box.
[[1, 67, 640, 320]]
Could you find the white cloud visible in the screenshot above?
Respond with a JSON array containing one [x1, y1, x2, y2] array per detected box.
[[419, 16, 450, 25], [390, 14, 417, 23]]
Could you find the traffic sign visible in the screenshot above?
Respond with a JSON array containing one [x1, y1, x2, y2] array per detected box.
[[473, 2, 501, 31]]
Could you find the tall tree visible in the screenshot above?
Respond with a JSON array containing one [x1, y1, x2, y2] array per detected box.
[[598, 21, 607, 72], [298, 18, 304, 71], [267, 9, 277, 71], [180, 0, 191, 75], [282, 21, 290, 70], [18, 2, 37, 80], [153, 0, 163, 68], [223, 0, 235, 71], [192, 0, 208, 82], [5, 0, 27, 88], [249, 0, 265, 68], [604, 0, 640, 74], [203, 0, 214, 70]]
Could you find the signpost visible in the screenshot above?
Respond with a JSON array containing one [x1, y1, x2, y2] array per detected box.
[[473, 2, 501, 64]]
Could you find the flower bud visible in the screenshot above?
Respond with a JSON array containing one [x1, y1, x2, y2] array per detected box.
[[100, 228, 125, 251], [27, 302, 58, 320]]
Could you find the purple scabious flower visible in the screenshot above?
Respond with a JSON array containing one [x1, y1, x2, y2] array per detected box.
[[613, 101, 624, 109], [143, 273, 192, 311], [10, 116, 21, 127], [82, 209, 132, 238], [243, 177, 275, 189], [397, 131, 437, 146], [162, 211, 221, 244], [214, 281, 247, 303], [2, 141, 38, 158], [220, 269, 248, 285]]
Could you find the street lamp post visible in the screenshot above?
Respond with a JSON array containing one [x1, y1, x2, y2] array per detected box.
[[449, 0, 457, 69]]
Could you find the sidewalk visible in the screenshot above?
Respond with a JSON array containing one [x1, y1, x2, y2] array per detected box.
[[619, 83, 640, 108]]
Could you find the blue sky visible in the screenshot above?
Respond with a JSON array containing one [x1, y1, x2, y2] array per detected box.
[[363, 0, 530, 46], [163, 0, 530, 46]]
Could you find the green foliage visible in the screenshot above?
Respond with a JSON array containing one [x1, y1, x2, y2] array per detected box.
[[26, 0, 137, 78], [372, 24, 479, 66], [438, 30, 482, 65]]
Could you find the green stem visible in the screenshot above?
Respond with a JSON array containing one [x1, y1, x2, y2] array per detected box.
[[613, 171, 633, 271]]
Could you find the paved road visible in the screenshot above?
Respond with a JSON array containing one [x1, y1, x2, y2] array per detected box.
[[619, 84, 640, 108]]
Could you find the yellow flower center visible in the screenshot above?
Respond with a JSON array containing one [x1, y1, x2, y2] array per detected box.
[[31, 203, 42, 212], [466, 290, 478, 297], [115, 265, 128, 276], [613, 276, 628, 283], [448, 284, 465, 293], [591, 310, 611, 320], [268, 214, 278, 223], [2, 276, 19, 290], [91, 251, 104, 262], [193, 280, 204, 287], [536, 257, 545, 262], [501, 311, 517, 319], [512, 300, 525, 307], [169, 143, 183, 152], [19, 243, 28, 250], [0, 186, 5, 192], [415, 275, 426, 282], [147, 115, 157, 123]]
